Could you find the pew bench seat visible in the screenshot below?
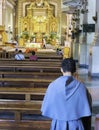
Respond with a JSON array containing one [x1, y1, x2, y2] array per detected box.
[[0, 71, 61, 79], [0, 65, 60, 72], [0, 87, 45, 121], [0, 87, 46, 101], [0, 86, 51, 129], [0, 78, 52, 87], [0, 119, 51, 130]]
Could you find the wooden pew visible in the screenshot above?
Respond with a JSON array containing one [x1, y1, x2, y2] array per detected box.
[[0, 71, 61, 79], [0, 86, 95, 130], [0, 51, 63, 60], [25, 54, 62, 59], [0, 65, 60, 72], [0, 120, 51, 130], [0, 61, 61, 67], [0, 58, 62, 66], [0, 58, 62, 75], [0, 58, 62, 62], [0, 62, 61, 86], [0, 85, 96, 130], [0, 86, 51, 130], [0, 77, 53, 87], [0, 52, 62, 129]]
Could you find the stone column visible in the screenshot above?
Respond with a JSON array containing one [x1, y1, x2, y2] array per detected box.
[[79, 0, 88, 68], [95, 0, 99, 34], [89, 0, 99, 76]]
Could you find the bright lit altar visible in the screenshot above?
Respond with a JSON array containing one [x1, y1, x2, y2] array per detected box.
[[25, 42, 43, 49], [18, 0, 59, 48]]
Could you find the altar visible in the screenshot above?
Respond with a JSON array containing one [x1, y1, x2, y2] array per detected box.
[[25, 42, 43, 49], [19, 0, 58, 47]]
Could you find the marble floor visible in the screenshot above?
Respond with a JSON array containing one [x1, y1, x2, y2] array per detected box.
[[78, 68, 99, 130]]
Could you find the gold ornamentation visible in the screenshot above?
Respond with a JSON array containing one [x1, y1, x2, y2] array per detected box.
[[20, 0, 58, 46], [0, 25, 8, 45]]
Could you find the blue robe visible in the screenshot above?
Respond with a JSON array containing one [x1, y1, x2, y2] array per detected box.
[[41, 76, 91, 130]]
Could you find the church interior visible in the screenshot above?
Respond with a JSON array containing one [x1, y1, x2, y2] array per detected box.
[[0, 0, 62, 53], [0, 0, 99, 130]]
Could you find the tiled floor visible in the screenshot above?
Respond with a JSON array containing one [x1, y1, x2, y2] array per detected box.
[[78, 68, 99, 130]]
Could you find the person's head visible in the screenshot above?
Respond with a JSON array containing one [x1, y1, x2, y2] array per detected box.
[[18, 50, 22, 53], [61, 58, 76, 74], [32, 51, 35, 55], [15, 48, 18, 52]]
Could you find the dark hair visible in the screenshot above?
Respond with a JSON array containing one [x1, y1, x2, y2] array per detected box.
[[61, 58, 76, 88], [32, 51, 35, 55], [61, 58, 76, 74], [19, 50, 22, 53], [15, 48, 18, 52]]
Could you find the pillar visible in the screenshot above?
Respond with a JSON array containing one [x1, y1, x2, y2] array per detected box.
[[89, 0, 99, 76], [79, 0, 88, 67]]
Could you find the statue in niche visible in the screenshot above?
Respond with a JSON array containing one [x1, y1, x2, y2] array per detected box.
[[51, 21, 57, 32], [0, 26, 8, 45], [2, 31, 8, 44], [36, 33, 43, 43], [21, 17, 29, 32], [50, 17, 57, 33]]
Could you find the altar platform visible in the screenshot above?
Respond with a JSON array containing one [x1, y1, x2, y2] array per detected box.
[[25, 42, 43, 49]]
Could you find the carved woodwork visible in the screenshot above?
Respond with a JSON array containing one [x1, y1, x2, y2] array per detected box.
[[20, 0, 58, 45]]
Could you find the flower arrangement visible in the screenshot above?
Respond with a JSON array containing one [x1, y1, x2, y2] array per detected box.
[[25, 48, 37, 53], [19, 31, 29, 41]]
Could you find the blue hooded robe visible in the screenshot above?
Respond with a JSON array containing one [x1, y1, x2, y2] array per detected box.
[[41, 76, 91, 130]]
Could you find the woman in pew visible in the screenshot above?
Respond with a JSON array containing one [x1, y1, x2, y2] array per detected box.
[[41, 58, 92, 130], [29, 50, 38, 61]]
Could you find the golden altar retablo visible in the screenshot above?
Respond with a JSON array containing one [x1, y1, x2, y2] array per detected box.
[[19, 0, 58, 47]]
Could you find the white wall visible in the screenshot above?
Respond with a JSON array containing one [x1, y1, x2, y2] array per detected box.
[[91, 46, 99, 75], [88, 0, 96, 23]]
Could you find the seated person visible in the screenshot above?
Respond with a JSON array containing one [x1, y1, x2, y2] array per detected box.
[[56, 48, 63, 56], [29, 51, 38, 61], [41, 58, 92, 130], [15, 50, 25, 60]]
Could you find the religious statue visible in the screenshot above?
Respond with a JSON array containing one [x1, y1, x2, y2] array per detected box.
[[21, 17, 29, 32], [51, 22, 57, 32], [0, 26, 8, 45], [50, 16, 58, 33], [2, 31, 8, 44]]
